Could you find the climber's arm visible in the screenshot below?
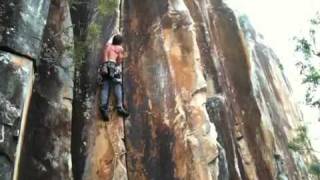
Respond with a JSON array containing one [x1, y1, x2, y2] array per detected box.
[[106, 34, 114, 46], [117, 47, 125, 64], [104, 34, 116, 62], [106, 31, 120, 45]]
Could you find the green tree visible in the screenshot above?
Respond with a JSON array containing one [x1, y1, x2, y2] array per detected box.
[[287, 125, 320, 178], [309, 162, 320, 180], [288, 125, 312, 153], [294, 12, 320, 108]]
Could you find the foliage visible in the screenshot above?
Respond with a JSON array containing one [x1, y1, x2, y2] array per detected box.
[[69, 0, 118, 15], [73, 22, 102, 68], [71, 0, 119, 68], [87, 23, 102, 48], [238, 14, 256, 40], [278, 63, 284, 71], [74, 39, 87, 67], [288, 125, 310, 153], [98, 0, 118, 16], [295, 38, 312, 60], [288, 141, 303, 152], [239, 15, 250, 28], [309, 162, 320, 178], [288, 125, 320, 178], [294, 12, 320, 108]]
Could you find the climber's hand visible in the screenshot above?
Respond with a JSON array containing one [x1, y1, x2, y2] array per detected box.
[[113, 29, 120, 35], [123, 52, 128, 58]]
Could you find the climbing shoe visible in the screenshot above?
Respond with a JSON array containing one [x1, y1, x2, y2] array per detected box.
[[101, 112, 109, 121], [100, 108, 109, 122], [116, 106, 129, 117]]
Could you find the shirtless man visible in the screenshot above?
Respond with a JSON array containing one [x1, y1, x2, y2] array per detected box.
[[99, 34, 129, 121]]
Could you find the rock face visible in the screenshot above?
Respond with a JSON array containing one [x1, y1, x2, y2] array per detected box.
[[0, 0, 315, 180], [71, 0, 128, 179], [0, 0, 51, 60], [185, 1, 309, 179], [240, 16, 309, 179], [0, 51, 33, 180], [73, 0, 311, 180], [123, 0, 219, 179], [120, 0, 309, 179], [0, 1, 50, 179], [17, 0, 74, 179]]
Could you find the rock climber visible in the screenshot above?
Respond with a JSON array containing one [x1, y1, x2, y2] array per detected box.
[[98, 34, 129, 121]]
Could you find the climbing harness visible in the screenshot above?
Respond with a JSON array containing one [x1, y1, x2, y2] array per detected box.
[[100, 61, 122, 80]]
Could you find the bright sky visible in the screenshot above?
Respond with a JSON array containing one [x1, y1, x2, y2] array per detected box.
[[225, 0, 319, 53], [224, 0, 320, 157]]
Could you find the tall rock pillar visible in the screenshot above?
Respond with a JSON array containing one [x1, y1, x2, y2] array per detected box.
[[0, 0, 51, 179]]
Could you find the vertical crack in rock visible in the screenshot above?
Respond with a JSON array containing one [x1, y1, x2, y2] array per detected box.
[[83, 0, 128, 178], [71, 0, 128, 179], [206, 96, 236, 180]]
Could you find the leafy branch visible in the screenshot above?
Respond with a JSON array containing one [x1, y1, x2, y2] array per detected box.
[[309, 162, 320, 180], [294, 12, 320, 108], [288, 125, 320, 179]]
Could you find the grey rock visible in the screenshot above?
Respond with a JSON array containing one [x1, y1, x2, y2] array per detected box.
[[0, 155, 12, 180], [0, 50, 33, 180], [17, 0, 74, 179], [0, 0, 51, 61]]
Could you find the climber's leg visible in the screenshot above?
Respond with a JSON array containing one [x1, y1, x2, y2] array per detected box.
[[114, 82, 123, 107], [114, 83, 129, 117], [100, 79, 111, 121]]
